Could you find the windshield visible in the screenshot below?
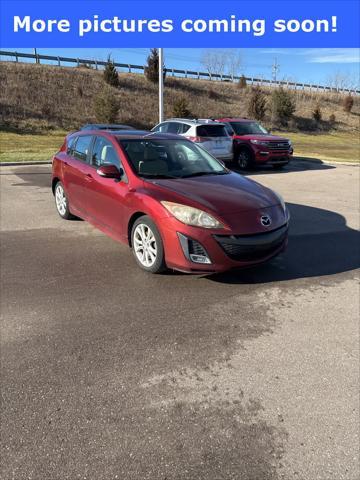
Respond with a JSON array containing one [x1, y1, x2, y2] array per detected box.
[[229, 122, 268, 135], [119, 139, 228, 179]]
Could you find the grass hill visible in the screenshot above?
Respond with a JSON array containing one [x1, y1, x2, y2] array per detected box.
[[0, 61, 359, 163]]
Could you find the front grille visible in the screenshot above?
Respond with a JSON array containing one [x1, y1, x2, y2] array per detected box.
[[266, 141, 291, 151], [214, 225, 288, 262]]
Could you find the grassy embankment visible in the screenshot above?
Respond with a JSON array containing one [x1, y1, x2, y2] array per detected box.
[[1, 130, 358, 164], [0, 61, 359, 163]]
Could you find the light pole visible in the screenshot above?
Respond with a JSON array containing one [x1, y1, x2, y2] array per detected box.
[[159, 48, 164, 123]]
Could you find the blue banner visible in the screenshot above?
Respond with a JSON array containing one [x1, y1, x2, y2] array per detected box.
[[0, 0, 359, 48]]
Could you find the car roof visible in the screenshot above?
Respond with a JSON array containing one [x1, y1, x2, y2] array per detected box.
[[216, 117, 253, 123], [163, 118, 225, 126], [81, 124, 136, 130], [73, 129, 186, 141]]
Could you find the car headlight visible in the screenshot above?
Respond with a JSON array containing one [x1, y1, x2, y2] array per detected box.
[[161, 201, 224, 228], [250, 139, 268, 146]]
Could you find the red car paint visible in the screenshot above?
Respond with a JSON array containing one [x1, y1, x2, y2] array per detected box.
[[52, 130, 289, 273], [216, 117, 293, 167]]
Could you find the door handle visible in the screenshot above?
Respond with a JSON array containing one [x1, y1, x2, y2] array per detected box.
[[85, 173, 93, 182]]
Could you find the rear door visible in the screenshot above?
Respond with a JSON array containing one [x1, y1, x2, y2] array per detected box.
[[196, 124, 233, 157], [62, 134, 94, 217]]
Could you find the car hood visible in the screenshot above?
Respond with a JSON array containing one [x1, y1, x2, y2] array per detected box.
[[146, 172, 280, 214], [233, 134, 289, 142]]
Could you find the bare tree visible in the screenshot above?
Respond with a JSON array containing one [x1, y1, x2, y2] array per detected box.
[[201, 49, 229, 79], [327, 71, 359, 92], [226, 50, 242, 80]]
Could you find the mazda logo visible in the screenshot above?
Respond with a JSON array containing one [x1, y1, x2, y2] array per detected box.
[[260, 215, 272, 227]]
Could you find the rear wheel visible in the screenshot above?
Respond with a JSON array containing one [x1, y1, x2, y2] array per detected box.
[[54, 181, 73, 219], [236, 149, 254, 170], [131, 216, 167, 273]]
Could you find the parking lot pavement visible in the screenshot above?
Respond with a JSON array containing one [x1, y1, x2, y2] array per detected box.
[[1, 161, 359, 480]]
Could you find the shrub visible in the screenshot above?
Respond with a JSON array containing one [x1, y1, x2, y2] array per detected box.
[[238, 75, 247, 89], [247, 86, 266, 120], [94, 88, 119, 123], [103, 55, 119, 87], [145, 48, 166, 84], [343, 94, 354, 113], [208, 89, 219, 100], [312, 105, 322, 122], [329, 113, 336, 124], [172, 97, 191, 118], [270, 87, 296, 126]]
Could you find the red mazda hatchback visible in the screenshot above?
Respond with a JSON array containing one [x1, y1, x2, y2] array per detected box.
[[52, 130, 289, 274]]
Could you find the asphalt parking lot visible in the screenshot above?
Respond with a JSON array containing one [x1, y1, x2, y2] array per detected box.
[[1, 159, 359, 480]]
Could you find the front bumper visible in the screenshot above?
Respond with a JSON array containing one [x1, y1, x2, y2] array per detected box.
[[254, 148, 293, 165], [158, 215, 289, 274]]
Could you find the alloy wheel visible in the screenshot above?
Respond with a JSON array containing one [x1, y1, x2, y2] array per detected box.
[[133, 223, 158, 267], [55, 184, 67, 216]]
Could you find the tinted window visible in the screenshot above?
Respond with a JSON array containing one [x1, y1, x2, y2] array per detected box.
[[166, 122, 181, 134], [224, 123, 234, 135], [196, 125, 228, 137], [73, 135, 92, 162], [92, 137, 120, 168]]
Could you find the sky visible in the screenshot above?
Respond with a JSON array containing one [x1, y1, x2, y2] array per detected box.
[[2, 48, 359, 88]]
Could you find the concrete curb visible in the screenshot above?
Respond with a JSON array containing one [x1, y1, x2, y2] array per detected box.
[[0, 161, 52, 166]]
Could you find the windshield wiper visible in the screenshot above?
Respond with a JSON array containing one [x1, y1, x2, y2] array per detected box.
[[181, 171, 228, 178], [140, 173, 180, 179]]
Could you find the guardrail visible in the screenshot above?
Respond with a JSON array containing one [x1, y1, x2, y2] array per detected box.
[[1, 50, 359, 95]]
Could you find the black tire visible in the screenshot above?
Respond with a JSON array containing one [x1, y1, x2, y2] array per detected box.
[[131, 216, 167, 274], [54, 181, 73, 219], [236, 148, 254, 170]]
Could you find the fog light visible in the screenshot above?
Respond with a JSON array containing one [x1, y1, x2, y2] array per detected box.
[[189, 254, 211, 264], [177, 233, 212, 265]]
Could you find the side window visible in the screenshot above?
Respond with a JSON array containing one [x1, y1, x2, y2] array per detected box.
[[153, 123, 168, 133], [167, 122, 181, 134], [66, 136, 77, 156], [91, 137, 120, 168], [73, 135, 92, 162], [179, 123, 191, 134]]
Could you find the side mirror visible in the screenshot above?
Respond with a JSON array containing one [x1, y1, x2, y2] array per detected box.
[[97, 164, 123, 180]]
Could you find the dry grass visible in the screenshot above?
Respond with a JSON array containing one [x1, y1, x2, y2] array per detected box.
[[0, 61, 359, 133]]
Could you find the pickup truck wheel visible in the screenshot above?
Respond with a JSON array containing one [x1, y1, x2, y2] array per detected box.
[[237, 149, 254, 170]]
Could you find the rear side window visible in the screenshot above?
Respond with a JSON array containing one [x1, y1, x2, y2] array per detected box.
[[178, 123, 191, 134], [196, 125, 228, 137], [73, 135, 92, 162]]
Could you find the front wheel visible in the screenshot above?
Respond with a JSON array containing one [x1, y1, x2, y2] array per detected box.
[[236, 149, 254, 170], [131, 216, 167, 273], [54, 181, 73, 219]]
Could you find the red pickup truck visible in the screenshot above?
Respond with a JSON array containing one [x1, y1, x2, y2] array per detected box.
[[216, 117, 293, 170]]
